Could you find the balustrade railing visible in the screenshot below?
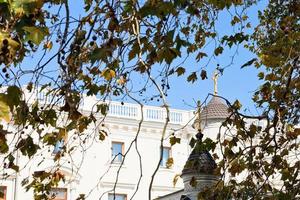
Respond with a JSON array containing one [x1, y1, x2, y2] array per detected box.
[[26, 90, 192, 125]]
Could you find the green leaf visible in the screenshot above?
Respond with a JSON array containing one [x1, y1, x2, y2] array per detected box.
[[258, 72, 264, 80], [169, 136, 181, 146], [10, 164, 19, 172], [23, 26, 49, 45], [241, 58, 257, 68], [7, 85, 22, 110], [187, 72, 197, 83], [17, 136, 40, 158], [0, 129, 8, 153], [10, 0, 44, 15], [96, 103, 108, 115], [90, 48, 110, 63]]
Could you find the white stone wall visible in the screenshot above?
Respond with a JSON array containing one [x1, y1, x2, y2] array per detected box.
[[0, 95, 197, 200]]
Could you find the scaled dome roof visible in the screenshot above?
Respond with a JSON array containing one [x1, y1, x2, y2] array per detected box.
[[181, 147, 217, 175], [200, 96, 229, 121]]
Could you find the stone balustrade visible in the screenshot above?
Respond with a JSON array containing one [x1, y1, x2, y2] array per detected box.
[[24, 89, 194, 125]]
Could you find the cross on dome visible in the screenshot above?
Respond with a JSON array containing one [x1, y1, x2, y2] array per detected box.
[[212, 69, 220, 95]]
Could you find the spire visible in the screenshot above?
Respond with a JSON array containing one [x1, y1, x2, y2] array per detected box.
[[212, 69, 220, 95], [192, 101, 202, 131]]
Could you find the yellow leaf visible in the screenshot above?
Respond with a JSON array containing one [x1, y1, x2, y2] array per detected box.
[[0, 32, 20, 49], [0, 94, 10, 122], [58, 128, 68, 140], [173, 174, 180, 187], [101, 69, 116, 81], [116, 76, 126, 85], [166, 157, 174, 168], [109, 70, 116, 78]]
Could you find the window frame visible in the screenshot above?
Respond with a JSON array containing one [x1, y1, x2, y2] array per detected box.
[[0, 186, 7, 200], [108, 193, 127, 200], [160, 146, 172, 168], [111, 141, 124, 163], [48, 187, 67, 200]]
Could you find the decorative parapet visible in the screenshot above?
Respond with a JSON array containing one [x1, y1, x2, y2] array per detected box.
[[23, 89, 194, 125]]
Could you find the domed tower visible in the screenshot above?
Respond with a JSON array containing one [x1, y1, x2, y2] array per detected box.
[[180, 132, 219, 200], [193, 70, 230, 142], [180, 70, 229, 200], [194, 69, 229, 128]]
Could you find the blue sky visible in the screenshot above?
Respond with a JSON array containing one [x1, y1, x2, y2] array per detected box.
[[18, 1, 267, 114], [126, 2, 267, 114]]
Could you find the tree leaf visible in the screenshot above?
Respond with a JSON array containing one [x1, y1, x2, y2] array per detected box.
[[187, 72, 197, 83], [23, 26, 49, 45], [214, 46, 223, 56], [10, 0, 44, 16], [99, 130, 107, 141], [169, 136, 181, 146], [166, 157, 174, 168], [0, 94, 10, 122], [200, 69, 207, 80], [241, 58, 257, 68], [7, 85, 22, 110], [196, 52, 207, 61], [173, 174, 180, 187], [90, 48, 110, 63], [101, 69, 116, 81], [176, 67, 185, 76]]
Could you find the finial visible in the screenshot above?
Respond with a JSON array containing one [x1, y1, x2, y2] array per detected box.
[[212, 69, 220, 95], [196, 100, 202, 132], [196, 101, 204, 142]]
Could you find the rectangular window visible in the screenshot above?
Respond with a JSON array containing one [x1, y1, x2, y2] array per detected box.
[[160, 147, 171, 167], [108, 193, 127, 200], [111, 142, 124, 163], [0, 186, 7, 200], [49, 188, 67, 200]]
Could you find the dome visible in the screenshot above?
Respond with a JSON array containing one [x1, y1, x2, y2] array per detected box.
[[181, 147, 217, 176], [200, 96, 229, 121]]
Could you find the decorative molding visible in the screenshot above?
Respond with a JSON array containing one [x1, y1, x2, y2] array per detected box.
[[100, 181, 136, 190]]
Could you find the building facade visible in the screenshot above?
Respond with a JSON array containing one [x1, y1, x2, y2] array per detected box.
[[0, 89, 199, 200]]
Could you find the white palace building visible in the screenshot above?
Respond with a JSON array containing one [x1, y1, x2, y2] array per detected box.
[[0, 81, 253, 200], [0, 89, 196, 200]]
